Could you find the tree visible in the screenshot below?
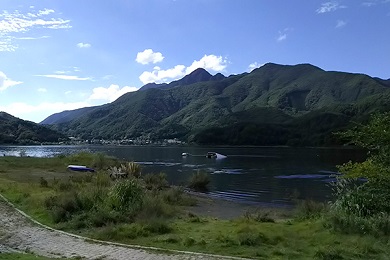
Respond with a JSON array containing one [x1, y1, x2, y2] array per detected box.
[[334, 113, 390, 217]]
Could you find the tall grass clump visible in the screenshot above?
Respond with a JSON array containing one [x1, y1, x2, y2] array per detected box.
[[187, 170, 210, 191], [108, 179, 143, 214]]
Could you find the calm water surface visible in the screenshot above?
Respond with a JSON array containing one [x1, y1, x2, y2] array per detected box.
[[0, 145, 366, 206]]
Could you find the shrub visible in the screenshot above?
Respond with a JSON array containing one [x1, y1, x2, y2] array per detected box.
[[161, 186, 196, 206], [143, 173, 168, 190], [187, 171, 210, 191], [108, 179, 143, 213], [39, 177, 49, 188], [236, 227, 269, 246], [242, 209, 275, 223], [143, 218, 172, 234], [45, 192, 81, 223], [183, 237, 196, 247], [92, 152, 109, 170], [295, 199, 327, 220], [326, 210, 390, 236], [121, 162, 142, 178], [138, 194, 175, 219]]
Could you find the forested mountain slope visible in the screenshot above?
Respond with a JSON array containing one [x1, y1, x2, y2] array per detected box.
[[41, 63, 390, 145]]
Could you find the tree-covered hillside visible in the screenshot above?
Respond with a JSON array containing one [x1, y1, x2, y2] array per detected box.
[[0, 112, 67, 144], [40, 63, 390, 146]]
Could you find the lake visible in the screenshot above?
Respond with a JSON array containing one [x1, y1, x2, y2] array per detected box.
[[0, 145, 366, 206]]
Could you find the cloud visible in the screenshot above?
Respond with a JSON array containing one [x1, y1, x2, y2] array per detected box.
[[37, 88, 47, 92], [362, 0, 390, 6], [88, 84, 138, 102], [186, 55, 228, 74], [0, 8, 71, 51], [0, 101, 92, 123], [77, 42, 91, 48], [0, 71, 23, 91], [248, 62, 265, 72], [15, 36, 50, 40], [336, 20, 347, 28], [136, 49, 164, 65], [277, 33, 287, 42], [35, 74, 92, 81], [316, 2, 347, 13], [277, 28, 291, 42], [138, 54, 228, 84], [139, 65, 186, 84]]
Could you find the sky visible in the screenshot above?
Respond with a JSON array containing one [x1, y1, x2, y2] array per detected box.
[[1, 0, 389, 123]]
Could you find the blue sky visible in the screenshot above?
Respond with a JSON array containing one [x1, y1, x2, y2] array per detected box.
[[1, 0, 389, 123]]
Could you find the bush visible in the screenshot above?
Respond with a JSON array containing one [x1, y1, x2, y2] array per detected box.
[[143, 173, 168, 190], [143, 218, 172, 234], [39, 177, 48, 188], [161, 186, 196, 206], [187, 171, 210, 191], [242, 209, 275, 223], [45, 192, 81, 223], [236, 227, 269, 246], [295, 199, 327, 220], [108, 179, 143, 213], [138, 194, 175, 219], [326, 210, 390, 236]]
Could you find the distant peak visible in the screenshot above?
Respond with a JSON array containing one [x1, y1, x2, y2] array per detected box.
[[176, 68, 213, 85], [187, 68, 212, 77]]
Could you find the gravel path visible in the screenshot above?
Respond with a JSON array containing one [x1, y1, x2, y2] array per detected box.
[[0, 196, 241, 260]]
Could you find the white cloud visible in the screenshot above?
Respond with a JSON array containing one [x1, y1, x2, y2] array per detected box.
[[277, 28, 291, 42], [16, 36, 50, 40], [35, 74, 92, 81], [89, 84, 138, 102], [0, 71, 22, 91], [138, 54, 228, 84], [0, 101, 91, 123], [37, 88, 47, 92], [139, 65, 186, 84], [248, 62, 265, 72], [277, 33, 287, 42], [316, 2, 347, 13], [136, 49, 164, 65], [0, 8, 71, 52], [77, 42, 91, 48], [186, 55, 228, 74], [362, 0, 390, 6], [336, 20, 347, 28]]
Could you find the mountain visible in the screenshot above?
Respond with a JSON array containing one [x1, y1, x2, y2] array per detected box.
[[40, 106, 97, 125], [0, 112, 68, 144], [139, 68, 226, 91], [41, 63, 390, 146]]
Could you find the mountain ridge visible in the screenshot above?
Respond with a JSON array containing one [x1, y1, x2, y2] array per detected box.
[[40, 63, 390, 145]]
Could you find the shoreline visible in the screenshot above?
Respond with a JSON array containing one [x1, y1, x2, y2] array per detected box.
[[185, 190, 294, 220]]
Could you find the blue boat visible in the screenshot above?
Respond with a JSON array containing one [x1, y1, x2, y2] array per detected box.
[[67, 165, 95, 172]]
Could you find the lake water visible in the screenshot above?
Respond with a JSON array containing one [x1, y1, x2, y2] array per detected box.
[[0, 145, 366, 206]]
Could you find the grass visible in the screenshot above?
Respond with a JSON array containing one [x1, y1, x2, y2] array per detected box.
[[1, 154, 390, 259], [0, 253, 65, 260]]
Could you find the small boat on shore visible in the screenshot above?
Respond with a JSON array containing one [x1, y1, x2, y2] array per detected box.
[[206, 152, 217, 158], [67, 165, 95, 172]]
